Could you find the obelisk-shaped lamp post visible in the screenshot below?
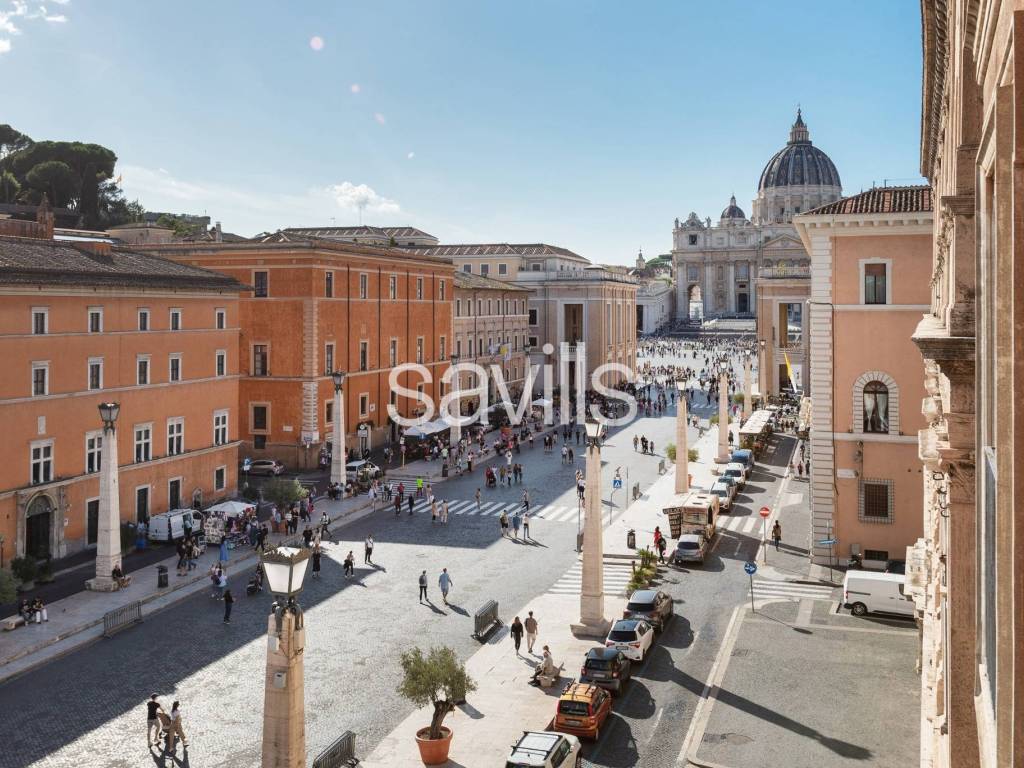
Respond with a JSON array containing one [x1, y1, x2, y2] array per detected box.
[[675, 383, 689, 494], [87, 402, 122, 591], [330, 371, 346, 487], [572, 418, 611, 638], [743, 352, 753, 420], [717, 359, 731, 463], [261, 546, 312, 768], [449, 354, 461, 448]]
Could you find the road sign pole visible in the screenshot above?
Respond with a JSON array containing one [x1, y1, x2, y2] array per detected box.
[[762, 518, 767, 564], [749, 573, 755, 613]]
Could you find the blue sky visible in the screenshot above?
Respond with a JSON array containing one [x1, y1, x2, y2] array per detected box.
[[2, 1, 923, 264]]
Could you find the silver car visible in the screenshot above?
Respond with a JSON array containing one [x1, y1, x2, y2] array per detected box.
[[673, 534, 707, 564]]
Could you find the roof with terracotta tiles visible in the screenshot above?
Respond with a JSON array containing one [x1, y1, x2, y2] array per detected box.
[[454, 271, 531, 292], [805, 185, 932, 216]]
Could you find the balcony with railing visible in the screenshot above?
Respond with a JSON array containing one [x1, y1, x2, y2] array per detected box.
[[759, 265, 810, 279]]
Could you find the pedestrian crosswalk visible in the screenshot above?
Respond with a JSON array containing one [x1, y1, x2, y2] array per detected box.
[[749, 578, 836, 603], [717, 514, 767, 535], [546, 559, 635, 597], [396, 496, 585, 524]]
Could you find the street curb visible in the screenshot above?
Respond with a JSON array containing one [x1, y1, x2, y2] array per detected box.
[[0, 495, 375, 683]]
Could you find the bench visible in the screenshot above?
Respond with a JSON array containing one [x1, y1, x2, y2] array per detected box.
[[2, 615, 26, 631], [537, 663, 565, 689]]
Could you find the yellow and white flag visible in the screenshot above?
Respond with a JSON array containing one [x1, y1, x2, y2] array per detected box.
[[783, 350, 799, 393]]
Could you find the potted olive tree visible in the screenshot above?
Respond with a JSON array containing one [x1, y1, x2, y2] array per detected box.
[[11, 556, 37, 592], [398, 646, 476, 765]]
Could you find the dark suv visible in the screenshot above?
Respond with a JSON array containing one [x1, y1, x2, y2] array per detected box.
[[623, 589, 674, 632], [578, 647, 632, 693]]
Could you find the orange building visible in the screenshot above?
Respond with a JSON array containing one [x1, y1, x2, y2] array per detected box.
[[143, 239, 455, 468], [795, 186, 933, 568], [0, 226, 245, 562]]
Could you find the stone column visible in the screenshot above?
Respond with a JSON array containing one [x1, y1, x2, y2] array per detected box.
[[675, 397, 689, 494], [717, 369, 730, 462], [743, 355, 753, 419], [449, 360, 461, 448], [87, 423, 121, 591], [330, 384, 344, 486], [572, 436, 610, 638], [262, 610, 306, 768]]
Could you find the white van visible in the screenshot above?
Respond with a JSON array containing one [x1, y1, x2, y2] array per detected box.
[[149, 508, 204, 542], [842, 571, 915, 618]]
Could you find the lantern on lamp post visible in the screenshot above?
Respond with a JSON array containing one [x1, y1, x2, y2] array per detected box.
[[260, 546, 311, 768], [330, 371, 346, 487], [572, 417, 610, 638], [87, 402, 122, 591]]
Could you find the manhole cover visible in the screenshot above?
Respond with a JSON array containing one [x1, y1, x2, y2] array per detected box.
[[731, 648, 751, 658]]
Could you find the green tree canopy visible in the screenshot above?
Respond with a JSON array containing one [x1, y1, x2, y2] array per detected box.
[[25, 160, 78, 207]]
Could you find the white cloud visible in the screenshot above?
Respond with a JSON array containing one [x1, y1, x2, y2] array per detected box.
[[407, 152, 415, 160], [350, 83, 360, 94], [50, 0, 70, 4], [0, 38, 10, 52], [373, 112, 386, 125], [0, 0, 68, 52], [327, 181, 399, 214], [44, 13, 66, 22], [0, 17, 17, 34]]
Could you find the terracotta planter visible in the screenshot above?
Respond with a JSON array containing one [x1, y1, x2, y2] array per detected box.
[[415, 726, 452, 765]]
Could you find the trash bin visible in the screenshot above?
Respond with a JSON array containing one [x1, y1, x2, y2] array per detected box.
[[627, 529, 636, 549], [441, 463, 449, 478], [157, 565, 168, 589], [576, 531, 584, 552]]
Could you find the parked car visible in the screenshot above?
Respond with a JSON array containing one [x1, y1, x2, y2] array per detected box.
[[578, 647, 632, 694], [506, 731, 581, 767], [730, 448, 754, 472], [553, 683, 612, 741], [148, 509, 204, 542], [604, 619, 654, 661], [345, 459, 383, 482], [246, 459, 285, 476], [842, 571, 915, 618], [722, 462, 748, 490], [709, 481, 734, 511], [673, 534, 708, 565], [623, 589, 674, 631]]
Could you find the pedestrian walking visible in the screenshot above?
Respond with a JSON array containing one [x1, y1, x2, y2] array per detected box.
[[364, 535, 374, 564], [657, 535, 667, 564], [522, 511, 530, 540], [438, 568, 453, 605], [797, 463, 803, 478], [512, 511, 521, 539], [475, 487, 482, 512], [408, 493, 415, 516], [167, 701, 187, 751], [522, 489, 530, 511], [146, 694, 164, 747], [344, 551, 354, 577], [222, 589, 234, 623], [418, 570, 428, 602], [772, 520, 782, 551], [510, 616, 524, 655], [442, 500, 449, 524], [499, 510, 509, 537], [312, 547, 322, 578], [431, 499, 438, 524], [803, 459, 810, 476], [633, 435, 639, 452], [525, 611, 539, 654]]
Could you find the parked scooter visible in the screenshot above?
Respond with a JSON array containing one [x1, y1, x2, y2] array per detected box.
[[847, 553, 863, 570]]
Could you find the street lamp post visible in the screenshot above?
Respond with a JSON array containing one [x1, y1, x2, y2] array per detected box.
[[674, 381, 689, 494], [449, 354, 461, 449], [716, 360, 730, 463], [572, 418, 611, 638], [758, 339, 767, 402], [261, 546, 311, 768], [330, 371, 345, 487], [86, 402, 121, 591], [743, 352, 753, 421]]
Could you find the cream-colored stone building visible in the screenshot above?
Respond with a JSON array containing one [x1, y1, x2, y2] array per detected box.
[[910, 2, 1022, 766], [754, 264, 810, 397], [421, 243, 637, 393], [673, 111, 842, 320], [636, 279, 674, 335], [452, 271, 531, 406], [794, 186, 933, 568]]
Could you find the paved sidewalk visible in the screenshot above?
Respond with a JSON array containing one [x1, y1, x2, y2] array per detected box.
[[0, 494, 376, 683]]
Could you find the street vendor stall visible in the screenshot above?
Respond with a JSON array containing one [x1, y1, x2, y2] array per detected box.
[[203, 500, 257, 545], [738, 409, 774, 452]]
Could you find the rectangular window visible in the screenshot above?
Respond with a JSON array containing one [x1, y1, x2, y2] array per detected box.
[[88, 307, 103, 333], [456, 299, 462, 318], [214, 466, 226, 492], [85, 431, 102, 474], [359, 394, 369, 417], [168, 478, 181, 510], [439, 336, 447, 360], [468, 337, 474, 356], [325, 343, 335, 375], [216, 350, 226, 377], [389, 275, 398, 299], [439, 280, 446, 300], [529, 336, 538, 348], [31, 362, 48, 396], [138, 308, 150, 331], [169, 354, 182, 382], [253, 344, 269, 376], [88, 358, 103, 390], [253, 435, 267, 449], [170, 308, 182, 331], [528, 309, 538, 326], [31, 307, 47, 335], [416, 278, 424, 300], [325, 400, 333, 424], [134, 424, 152, 463], [863, 549, 889, 562], [137, 355, 150, 385], [480, 264, 489, 276], [254, 271, 269, 298], [498, 263, 507, 275], [135, 486, 150, 523], [455, 338, 462, 357], [864, 263, 887, 305], [215, 308, 226, 329], [531, 263, 541, 271], [251, 405, 268, 431], [487, 299, 492, 315], [462, 264, 472, 273], [359, 341, 369, 371], [166, 418, 184, 456], [389, 338, 398, 368], [214, 410, 228, 446], [860, 479, 893, 522], [325, 271, 334, 298], [359, 273, 369, 299], [30, 440, 53, 484], [416, 337, 424, 364]]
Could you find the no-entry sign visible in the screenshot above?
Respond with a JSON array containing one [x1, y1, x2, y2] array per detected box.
[[759, 506, 771, 518]]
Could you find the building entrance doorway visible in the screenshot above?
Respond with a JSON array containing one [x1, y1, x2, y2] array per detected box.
[[737, 293, 749, 313], [25, 494, 53, 560]]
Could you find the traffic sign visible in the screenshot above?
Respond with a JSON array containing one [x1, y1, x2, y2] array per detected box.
[[744, 561, 757, 576], [817, 538, 838, 546], [242, 458, 252, 472], [759, 506, 771, 518], [613, 478, 622, 489]]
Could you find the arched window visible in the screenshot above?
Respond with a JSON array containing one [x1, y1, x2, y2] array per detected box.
[[863, 382, 889, 433]]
